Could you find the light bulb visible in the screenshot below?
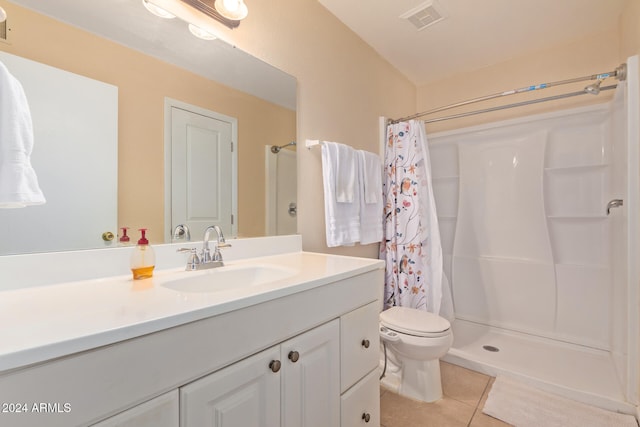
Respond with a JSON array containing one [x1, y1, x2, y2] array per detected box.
[[0, 7, 7, 23], [214, 0, 248, 20], [142, 0, 175, 19]]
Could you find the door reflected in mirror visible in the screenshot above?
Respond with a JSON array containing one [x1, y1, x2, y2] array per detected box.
[[0, 0, 297, 255]]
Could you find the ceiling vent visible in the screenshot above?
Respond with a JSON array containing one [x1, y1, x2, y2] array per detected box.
[[401, 1, 447, 31]]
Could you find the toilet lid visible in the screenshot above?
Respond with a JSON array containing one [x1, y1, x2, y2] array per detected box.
[[380, 307, 451, 337]]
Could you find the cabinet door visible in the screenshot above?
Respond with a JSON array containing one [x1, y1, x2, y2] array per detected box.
[[281, 319, 340, 427], [180, 347, 281, 427], [91, 390, 179, 427], [340, 301, 380, 392], [341, 369, 380, 427]]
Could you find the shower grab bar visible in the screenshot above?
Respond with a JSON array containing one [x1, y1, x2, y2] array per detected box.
[[607, 199, 624, 215]]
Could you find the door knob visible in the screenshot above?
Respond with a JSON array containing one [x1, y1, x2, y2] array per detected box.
[[102, 231, 115, 241], [288, 350, 300, 363], [269, 360, 281, 373], [362, 413, 371, 423], [361, 339, 370, 349], [606, 199, 623, 215]]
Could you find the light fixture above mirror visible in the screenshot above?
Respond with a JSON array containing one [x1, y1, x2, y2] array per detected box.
[[143, 0, 249, 40], [188, 23, 217, 40], [214, 0, 248, 21], [142, 0, 176, 19]]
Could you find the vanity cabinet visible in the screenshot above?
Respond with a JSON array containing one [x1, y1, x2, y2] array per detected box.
[[340, 301, 380, 426], [91, 391, 179, 427], [1, 266, 383, 427], [181, 320, 339, 427], [180, 347, 281, 427]]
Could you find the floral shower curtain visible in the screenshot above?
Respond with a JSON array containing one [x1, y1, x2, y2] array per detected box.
[[381, 120, 453, 319]]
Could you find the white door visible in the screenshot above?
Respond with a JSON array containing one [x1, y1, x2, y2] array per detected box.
[[0, 51, 118, 255], [180, 347, 281, 427], [281, 319, 340, 427], [169, 103, 236, 241]]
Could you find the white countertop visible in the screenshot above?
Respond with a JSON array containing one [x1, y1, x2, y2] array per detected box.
[[0, 251, 383, 372]]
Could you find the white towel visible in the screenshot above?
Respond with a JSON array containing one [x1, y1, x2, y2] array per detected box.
[[321, 141, 360, 247], [359, 150, 381, 204], [334, 142, 356, 203], [0, 60, 45, 208], [358, 150, 383, 244]]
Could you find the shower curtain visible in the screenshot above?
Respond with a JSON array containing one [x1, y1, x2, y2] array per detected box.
[[381, 120, 453, 320]]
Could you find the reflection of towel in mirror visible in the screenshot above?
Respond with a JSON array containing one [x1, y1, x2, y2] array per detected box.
[[321, 141, 360, 247], [358, 150, 383, 244], [0, 60, 45, 208]]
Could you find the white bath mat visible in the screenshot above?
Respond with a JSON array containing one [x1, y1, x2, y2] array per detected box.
[[483, 375, 638, 427]]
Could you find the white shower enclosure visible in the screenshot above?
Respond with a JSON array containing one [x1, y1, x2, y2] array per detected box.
[[430, 57, 639, 414]]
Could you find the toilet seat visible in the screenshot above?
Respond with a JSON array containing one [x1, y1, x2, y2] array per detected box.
[[380, 307, 451, 338]]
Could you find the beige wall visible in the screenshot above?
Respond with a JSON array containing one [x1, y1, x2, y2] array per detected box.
[[621, 0, 640, 59], [0, 0, 416, 256], [416, 28, 622, 135], [204, 0, 417, 258], [0, 2, 296, 242], [9, 1, 635, 262]]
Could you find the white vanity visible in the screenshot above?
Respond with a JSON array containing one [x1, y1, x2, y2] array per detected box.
[[0, 236, 383, 427]]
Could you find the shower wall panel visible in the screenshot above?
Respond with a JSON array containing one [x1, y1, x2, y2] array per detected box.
[[453, 132, 556, 335], [429, 104, 617, 350]]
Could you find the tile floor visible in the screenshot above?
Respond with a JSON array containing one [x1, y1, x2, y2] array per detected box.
[[380, 361, 511, 427]]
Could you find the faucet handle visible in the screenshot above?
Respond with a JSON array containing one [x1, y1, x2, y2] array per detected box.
[[177, 247, 200, 271]]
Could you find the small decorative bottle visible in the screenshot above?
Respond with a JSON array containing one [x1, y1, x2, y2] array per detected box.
[[130, 229, 155, 280]]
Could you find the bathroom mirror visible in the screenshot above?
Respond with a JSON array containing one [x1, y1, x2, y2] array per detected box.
[[0, 0, 297, 255]]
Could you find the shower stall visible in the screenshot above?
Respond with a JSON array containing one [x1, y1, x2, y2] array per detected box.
[[422, 57, 639, 414]]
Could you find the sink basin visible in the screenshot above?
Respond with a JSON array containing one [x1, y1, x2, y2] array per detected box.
[[160, 264, 297, 293]]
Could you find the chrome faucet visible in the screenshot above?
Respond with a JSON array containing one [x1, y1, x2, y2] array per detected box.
[[202, 225, 229, 263], [177, 225, 231, 271], [172, 224, 191, 241]]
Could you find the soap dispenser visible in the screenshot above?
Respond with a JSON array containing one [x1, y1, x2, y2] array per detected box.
[[119, 227, 131, 245], [131, 228, 155, 280]]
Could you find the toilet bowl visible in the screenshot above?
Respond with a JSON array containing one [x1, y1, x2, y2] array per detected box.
[[379, 306, 453, 403]]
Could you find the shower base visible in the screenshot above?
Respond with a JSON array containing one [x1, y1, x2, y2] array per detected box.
[[442, 319, 635, 415]]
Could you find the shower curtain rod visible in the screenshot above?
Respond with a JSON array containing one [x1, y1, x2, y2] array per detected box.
[[423, 84, 617, 124], [389, 63, 627, 124]]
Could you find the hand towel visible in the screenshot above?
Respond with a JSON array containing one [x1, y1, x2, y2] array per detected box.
[[360, 149, 382, 204], [0, 60, 45, 208], [334, 142, 356, 203], [321, 141, 360, 247], [357, 150, 383, 244]]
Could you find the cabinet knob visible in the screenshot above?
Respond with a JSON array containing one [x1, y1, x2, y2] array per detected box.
[[361, 339, 370, 349], [269, 360, 281, 373], [362, 412, 371, 423], [288, 350, 300, 363]]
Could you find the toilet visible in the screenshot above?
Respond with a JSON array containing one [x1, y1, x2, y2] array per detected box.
[[379, 307, 453, 403]]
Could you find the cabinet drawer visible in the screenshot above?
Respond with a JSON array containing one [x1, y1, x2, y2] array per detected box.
[[341, 369, 380, 427], [340, 301, 379, 392]]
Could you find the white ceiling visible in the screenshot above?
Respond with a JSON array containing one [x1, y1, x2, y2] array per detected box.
[[318, 0, 629, 86], [7, 0, 297, 110]]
